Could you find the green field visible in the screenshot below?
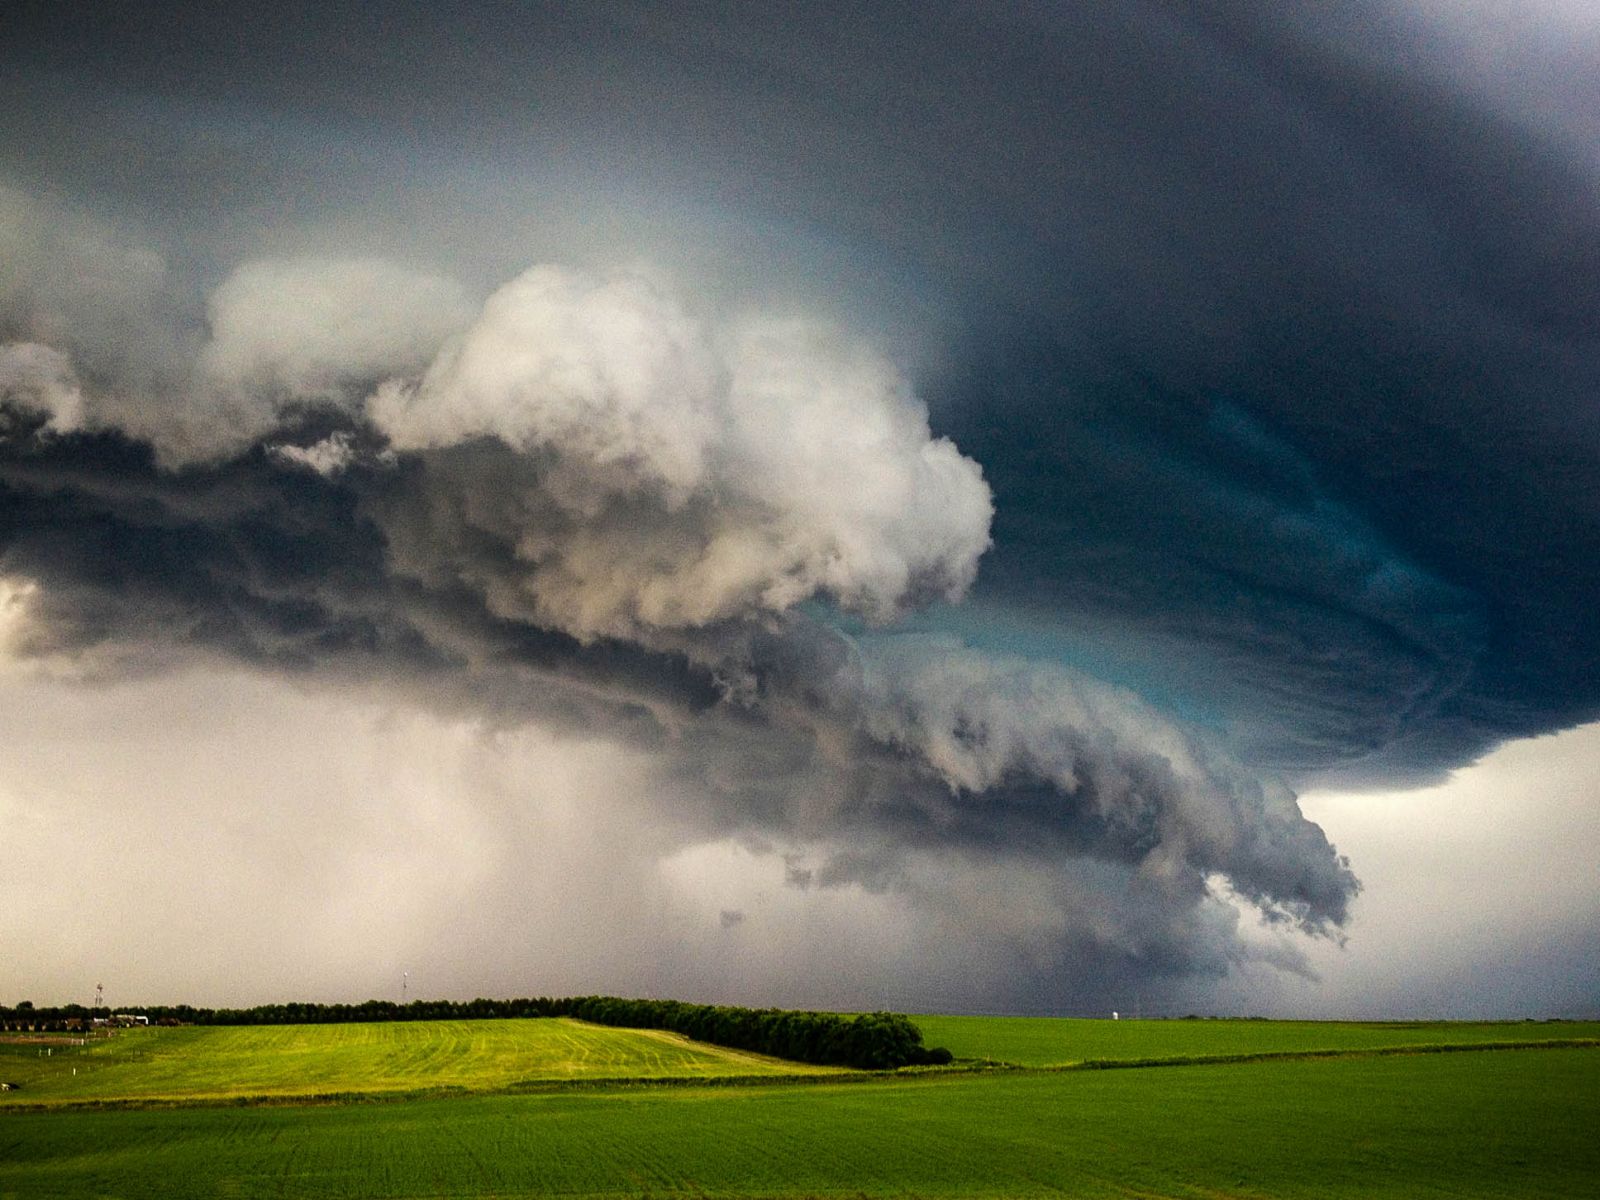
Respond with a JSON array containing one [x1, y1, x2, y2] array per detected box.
[[914, 1013, 1600, 1066], [0, 1018, 837, 1105], [1, 1016, 1595, 1198], [2, 1047, 1596, 1199]]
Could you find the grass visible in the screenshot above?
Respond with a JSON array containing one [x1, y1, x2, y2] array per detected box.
[[913, 1013, 1600, 1066], [0, 1045, 1595, 1198], [0, 1018, 839, 1106], [21, 1015, 1589, 1109]]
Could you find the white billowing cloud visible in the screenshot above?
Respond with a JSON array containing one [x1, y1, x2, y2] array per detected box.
[[0, 342, 86, 433], [0, 188, 479, 464], [718, 318, 991, 617], [373, 266, 718, 507], [183, 257, 475, 462], [269, 431, 359, 476], [371, 265, 993, 640]]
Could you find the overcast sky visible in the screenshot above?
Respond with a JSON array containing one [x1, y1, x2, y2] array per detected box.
[[1, 1, 1597, 1017]]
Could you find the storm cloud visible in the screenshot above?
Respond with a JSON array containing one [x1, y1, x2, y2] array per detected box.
[[1, 1, 1596, 1011], [0, 245, 1353, 999]]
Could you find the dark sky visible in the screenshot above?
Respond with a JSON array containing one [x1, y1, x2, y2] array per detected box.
[[1, 1, 1597, 1015]]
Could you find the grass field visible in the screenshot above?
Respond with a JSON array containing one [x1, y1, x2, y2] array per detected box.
[[913, 1013, 1600, 1066], [0, 1016, 1595, 1198], [0, 1018, 837, 1105], [1, 1046, 1595, 1198]]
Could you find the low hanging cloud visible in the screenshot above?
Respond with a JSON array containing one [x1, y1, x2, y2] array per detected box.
[[656, 629, 1356, 995], [844, 638, 1356, 934]]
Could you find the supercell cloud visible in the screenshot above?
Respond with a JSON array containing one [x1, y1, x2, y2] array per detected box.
[[1, 1, 1596, 1011]]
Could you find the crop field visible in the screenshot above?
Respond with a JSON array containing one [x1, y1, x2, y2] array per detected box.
[[913, 1013, 1600, 1066], [0, 1018, 837, 1105], [0, 1017, 1595, 1199]]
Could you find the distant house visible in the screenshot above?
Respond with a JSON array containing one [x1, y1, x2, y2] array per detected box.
[[112, 1014, 149, 1027]]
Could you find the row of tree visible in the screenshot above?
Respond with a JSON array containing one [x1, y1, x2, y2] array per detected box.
[[0, 997, 952, 1070], [549, 996, 952, 1069], [0, 1001, 145, 1031]]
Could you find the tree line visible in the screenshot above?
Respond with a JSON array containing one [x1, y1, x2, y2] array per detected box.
[[550, 996, 951, 1069], [0, 997, 952, 1070]]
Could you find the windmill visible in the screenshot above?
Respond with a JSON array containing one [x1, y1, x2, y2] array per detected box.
[[94, 982, 103, 1014]]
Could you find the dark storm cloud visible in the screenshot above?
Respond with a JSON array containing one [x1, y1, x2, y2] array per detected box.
[[2, 1, 1595, 1001], [0, 418, 723, 732], [910, 4, 1600, 782], [7, 0, 1593, 781]]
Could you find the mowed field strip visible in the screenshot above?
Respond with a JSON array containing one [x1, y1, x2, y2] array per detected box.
[[1, 1045, 1596, 1199], [0, 1018, 840, 1106]]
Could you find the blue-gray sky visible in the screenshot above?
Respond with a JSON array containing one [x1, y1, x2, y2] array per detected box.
[[1, 1, 1597, 1016]]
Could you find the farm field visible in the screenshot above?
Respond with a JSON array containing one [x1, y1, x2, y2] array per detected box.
[[913, 1013, 1600, 1066], [1, 1043, 1595, 1199], [0, 1018, 838, 1106]]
